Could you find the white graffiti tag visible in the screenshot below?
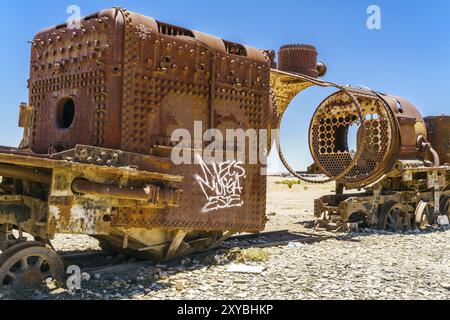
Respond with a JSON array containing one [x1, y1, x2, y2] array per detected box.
[[195, 155, 246, 213]]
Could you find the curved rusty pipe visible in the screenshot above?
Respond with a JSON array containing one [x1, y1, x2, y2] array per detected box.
[[429, 147, 440, 167], [417, 135, 440, 166]]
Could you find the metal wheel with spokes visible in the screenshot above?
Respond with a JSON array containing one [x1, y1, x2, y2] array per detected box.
[[378, 201, 412, 232], [0, 241, 65, 289], [415, 201, 434, 229]]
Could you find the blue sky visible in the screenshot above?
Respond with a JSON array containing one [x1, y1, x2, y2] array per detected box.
[[0, 1, 449, 171]]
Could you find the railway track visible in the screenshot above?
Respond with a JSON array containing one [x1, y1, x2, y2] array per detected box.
[[60, 230, 333, 276]]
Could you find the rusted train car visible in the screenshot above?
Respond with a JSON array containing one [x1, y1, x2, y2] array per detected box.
[[270, 45, 450, 232], [307, 99, 450, 232], [0, 8, 279, 288], [0, 7, 448, 289]]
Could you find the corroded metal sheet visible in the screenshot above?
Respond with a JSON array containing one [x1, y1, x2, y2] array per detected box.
[[0, 147, 183, 237], [29, 9, 124, 154], [113, 164, 268, 232], [270, 69, 315, 119], [425, 116, 450, 165], [113, 9, 270, 232], [15, 8, 272, 235]]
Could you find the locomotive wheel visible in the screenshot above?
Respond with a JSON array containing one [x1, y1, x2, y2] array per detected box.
[[415, 201, 434, 229], [440, 196, 450, 217], [378, 201, 411, 232], [0, 241, 64, 289]]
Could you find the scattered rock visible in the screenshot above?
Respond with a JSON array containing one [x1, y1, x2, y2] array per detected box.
[[214, 255, 228, 265], [236, 292, 248, 299], [50, 288, 67, 295], [441, 283, 450, 290], [287, 242, 304, 249], [81, 273, 91, 281], [175, 281, 185, 291], [227, 263, 265, 274]]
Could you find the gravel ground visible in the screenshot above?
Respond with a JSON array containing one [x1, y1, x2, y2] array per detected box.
[[146, 230, 450, 300], [2, 177, 450, 300]]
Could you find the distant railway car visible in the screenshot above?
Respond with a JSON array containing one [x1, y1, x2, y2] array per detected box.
[[270, 56, 450, 231]]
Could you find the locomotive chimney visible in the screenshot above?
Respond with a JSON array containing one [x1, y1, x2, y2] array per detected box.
[[278, 44, 327, 78]]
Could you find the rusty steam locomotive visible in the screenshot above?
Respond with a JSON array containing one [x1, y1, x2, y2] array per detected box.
[[272, 48, 450, 232], [0, 7, 448, 289]]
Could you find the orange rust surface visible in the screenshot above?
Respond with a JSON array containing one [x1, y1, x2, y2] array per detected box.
[[5, 8, 271, 235]]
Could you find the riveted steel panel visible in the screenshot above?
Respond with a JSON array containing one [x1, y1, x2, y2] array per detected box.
[[25, 8, 271, 233]]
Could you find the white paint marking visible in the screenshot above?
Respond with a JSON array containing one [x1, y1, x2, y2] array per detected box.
[[195, 154, 246, 213]]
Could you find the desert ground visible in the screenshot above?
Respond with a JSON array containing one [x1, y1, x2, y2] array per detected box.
[[1, 177, 450, 300]]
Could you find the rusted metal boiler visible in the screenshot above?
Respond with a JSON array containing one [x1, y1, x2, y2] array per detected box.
[[0, 7, 275, 288], [270, 44, 449, 232]]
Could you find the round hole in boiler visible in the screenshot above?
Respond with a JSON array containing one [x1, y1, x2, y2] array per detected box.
[[56, 97, 75, 129]]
